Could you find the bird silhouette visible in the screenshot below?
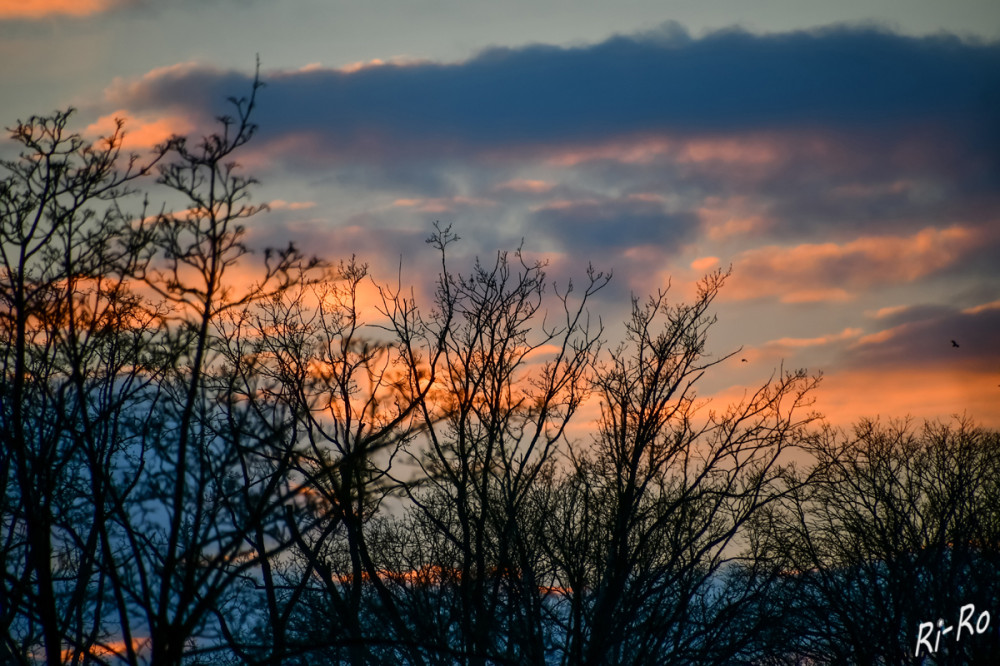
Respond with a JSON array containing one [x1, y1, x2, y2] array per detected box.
[[741, 358, 748, 363], [951, 340, 960, 348]]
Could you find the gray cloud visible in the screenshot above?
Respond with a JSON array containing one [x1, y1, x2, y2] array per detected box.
[[848, 305, 1000, 370], [532, 197, 698, 255]]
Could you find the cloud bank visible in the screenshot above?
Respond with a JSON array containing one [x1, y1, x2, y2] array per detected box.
[[107, 24, 1000, 165]]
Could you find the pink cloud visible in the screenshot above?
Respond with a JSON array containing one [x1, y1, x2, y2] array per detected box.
[[724, 225, 981, 302], [493, 179, 556, 194], [843, 300, 999, 372], [625, 192, 667, 203], [268, 200, 316, 211], [391, 196, 496, 214], [675, 137, 781, 165], [541, 134, 788, 168], [865, 304, 911, 320], [697, 196, 773, 241], [531, 198, 600, 212], [962, 299, 1000, 315], [852, 325, 906, 348], [739, 327, 863, 365], [767, 328, 864, 349], [779, 288, 852, 304]]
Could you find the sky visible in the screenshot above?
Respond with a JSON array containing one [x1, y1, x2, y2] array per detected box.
[[2, 0, 999, 428]]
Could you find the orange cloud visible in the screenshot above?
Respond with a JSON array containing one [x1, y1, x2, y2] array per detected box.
[[0, 0, 116, 19], [767, 328, 863, 350], [336, 56, 428, 74], [780, 288, 852, 304], [625, 192, 667, 203], [724, 225, 980, 302], [85, 110, 194, 151], [542, 134, 790, 168], [391, 196, 496, 214], [676, 137, 781, 165], [852, 328, 897, 347], [494, 179, 556, 194], [698, 196, 772, 241], [531, 198, 601, 212], [269, 199, 317, 211], [962, 299, 1000, 315], [739, 327, 863, 365], [866, 304, 911, 320], [690, 256, 720, 272]]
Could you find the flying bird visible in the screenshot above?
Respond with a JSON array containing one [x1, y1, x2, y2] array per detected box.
[[951, 340, 960, 348], [741, 358, 748, 363]]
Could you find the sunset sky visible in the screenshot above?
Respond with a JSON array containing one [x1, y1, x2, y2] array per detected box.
[[2, 0, 998, 427]]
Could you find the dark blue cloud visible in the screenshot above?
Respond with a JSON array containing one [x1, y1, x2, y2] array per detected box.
[[119, 23, 1000, 163], [532, 198, 698, 255]]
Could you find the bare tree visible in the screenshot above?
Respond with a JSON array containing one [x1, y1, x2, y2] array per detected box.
[[376, 227, 608, 665], [0, 66, 320, 665], [109, 69, 321, 665], [0, 107, 168, 664], [211, 255, 445, 665], [542, 272, 820, 666], [764, 418, 1000, 665]]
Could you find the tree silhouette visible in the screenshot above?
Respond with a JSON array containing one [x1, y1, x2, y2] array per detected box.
[[376, 227, 609, 665], [0, 106, 169, 664], [3, 68, 998, 666], [0, 68, 319, 665], [763, 418, 1000, 665], [542, 274, 820, 666]]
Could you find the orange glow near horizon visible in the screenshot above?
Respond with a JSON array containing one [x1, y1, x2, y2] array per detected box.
[[60, 637, 150, 662], [0, 0, 115, 19], [332, 565, 573, 596], [710, 366, 1000, 429], [815, 366, 1000, 429]]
